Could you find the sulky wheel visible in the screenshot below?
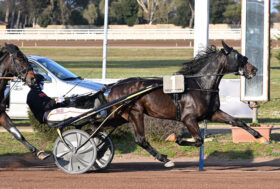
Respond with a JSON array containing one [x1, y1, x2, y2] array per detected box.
[[53, 129, 97, 174], [90, 132, 114, 171]]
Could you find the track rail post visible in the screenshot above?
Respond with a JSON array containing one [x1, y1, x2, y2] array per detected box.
[[199, 120, 207, 171]]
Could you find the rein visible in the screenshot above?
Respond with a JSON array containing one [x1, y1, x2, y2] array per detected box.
[[0, 77, 17, 79]]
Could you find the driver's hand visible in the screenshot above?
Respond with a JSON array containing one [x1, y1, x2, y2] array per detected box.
[[55, 97, 65, 103]]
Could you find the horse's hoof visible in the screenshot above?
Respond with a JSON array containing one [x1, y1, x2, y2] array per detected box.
[[165, 133, 176, 142], [257, 137, 270, 144], [37, 151, 51, 160], [164, 160, 175, 168]]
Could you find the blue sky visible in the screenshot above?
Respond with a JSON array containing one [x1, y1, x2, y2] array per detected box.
[[272, 0, 278, 12]]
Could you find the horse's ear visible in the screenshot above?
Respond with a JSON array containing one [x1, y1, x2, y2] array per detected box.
[[221, 40, 232, 55]]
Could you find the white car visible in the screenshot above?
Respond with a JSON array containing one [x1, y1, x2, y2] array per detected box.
[[6, 55, 105, 119]]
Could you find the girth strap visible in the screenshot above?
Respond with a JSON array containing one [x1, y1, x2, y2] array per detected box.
[[173, 93, 181, 121]]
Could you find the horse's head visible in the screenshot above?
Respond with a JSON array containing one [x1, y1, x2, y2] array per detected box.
[[3, 43, 35, 85], [221, 41, 257, 79]]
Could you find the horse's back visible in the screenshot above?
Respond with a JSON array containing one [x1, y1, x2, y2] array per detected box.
[[108, 77, 177, 119], [108, 77, 162, 100]]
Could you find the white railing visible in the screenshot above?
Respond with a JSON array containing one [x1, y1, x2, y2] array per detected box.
[[0, 28, 279, 40]]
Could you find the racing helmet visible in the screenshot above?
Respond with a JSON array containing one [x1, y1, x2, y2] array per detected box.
[[32, 74, 45, 90]]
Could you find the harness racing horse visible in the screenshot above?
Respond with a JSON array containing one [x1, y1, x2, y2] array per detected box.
[[103, 41, 267, 167], [0, 43, 50, 160]]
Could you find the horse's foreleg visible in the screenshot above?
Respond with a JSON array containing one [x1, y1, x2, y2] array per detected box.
[[0, 113, 50, 160], [175, 118, 203, 147], [129, 110, 174, 167], [210, 110, 269, 144]]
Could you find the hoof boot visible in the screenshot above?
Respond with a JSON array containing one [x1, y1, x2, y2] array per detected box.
[[37, 151, 51, 160], [164, 160, 175, 168], [257, 137, 269, 144], [165, 133, 176, 142]]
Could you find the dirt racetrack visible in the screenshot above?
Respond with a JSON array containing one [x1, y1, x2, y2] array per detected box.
[[1, 154, 280, 189]]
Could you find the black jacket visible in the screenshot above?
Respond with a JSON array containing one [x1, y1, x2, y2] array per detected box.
[[27, 88, 67, 123]]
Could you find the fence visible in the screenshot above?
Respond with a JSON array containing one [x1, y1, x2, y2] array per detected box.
[[0, 28, 279, 41]]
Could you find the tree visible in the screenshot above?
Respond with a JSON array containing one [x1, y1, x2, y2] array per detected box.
[[4, 0, 15, 27], [69, 9, 88, 25], [154, 0, 173, 24], [223, 3, 241, 26], [110, 1, 124, 24], [37, 8, 52, 27], [137, 0, 159, 24], [272, 0, 280, 22], [58, 0, 70, 25], [171, 0, 193, 28], [210, 0, 237, 24], [122, 0, 138, 26], [111, 0, 139, 26], [187, 0, 194, 28], [83, 3, 98, 25], [64, 0, 90, 9], [26, 0, 48, 26], [0, 2, 6, 22]]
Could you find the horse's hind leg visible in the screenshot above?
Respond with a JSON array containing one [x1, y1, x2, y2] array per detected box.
[[175, 118, 204, 147], [129, 110, 175, 167], [0, 112, 50, 160], [211, 110, 269, 144]]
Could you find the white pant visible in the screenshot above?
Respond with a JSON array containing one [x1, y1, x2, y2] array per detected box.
[[46, 107, 91, 122]]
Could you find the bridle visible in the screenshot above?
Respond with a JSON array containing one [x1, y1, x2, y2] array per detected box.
[[0, 51, 33, 106], [9, 52, 33, 82], [221, 47, 249, 73]]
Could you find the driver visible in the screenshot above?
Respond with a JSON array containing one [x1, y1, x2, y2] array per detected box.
[[27, 74, 98, 124]]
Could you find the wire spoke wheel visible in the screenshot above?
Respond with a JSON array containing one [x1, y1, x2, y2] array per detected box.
[[91, 132, 114, 171], [53, 129, 97, 174]]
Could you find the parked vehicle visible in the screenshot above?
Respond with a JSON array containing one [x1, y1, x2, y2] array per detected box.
[[6, 55, 105, 119]]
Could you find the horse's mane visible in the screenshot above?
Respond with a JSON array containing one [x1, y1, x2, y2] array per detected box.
[[176, 45, 220, 75], [4, 44, 19, 54], [0, 44, 21, 57]]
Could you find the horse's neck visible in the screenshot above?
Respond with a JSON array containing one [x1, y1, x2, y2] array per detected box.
[[195, 59, 225, 90]]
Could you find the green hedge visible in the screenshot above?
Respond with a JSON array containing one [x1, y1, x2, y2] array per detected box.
[[28, 110, 185, 142], [28, 110, 58, 142]]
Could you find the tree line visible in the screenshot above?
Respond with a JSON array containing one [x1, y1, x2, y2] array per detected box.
[[0, 0, 266, 29]]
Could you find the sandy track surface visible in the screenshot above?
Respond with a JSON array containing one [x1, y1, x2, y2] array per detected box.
[[1, 154, 280, 188]]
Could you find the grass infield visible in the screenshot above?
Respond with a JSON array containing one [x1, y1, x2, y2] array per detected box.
[[1, 132, 280, 159]]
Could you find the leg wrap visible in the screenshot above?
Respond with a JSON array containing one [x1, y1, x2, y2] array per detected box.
[[9, 127, 24, 141], [9, 127, 37, 153]]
